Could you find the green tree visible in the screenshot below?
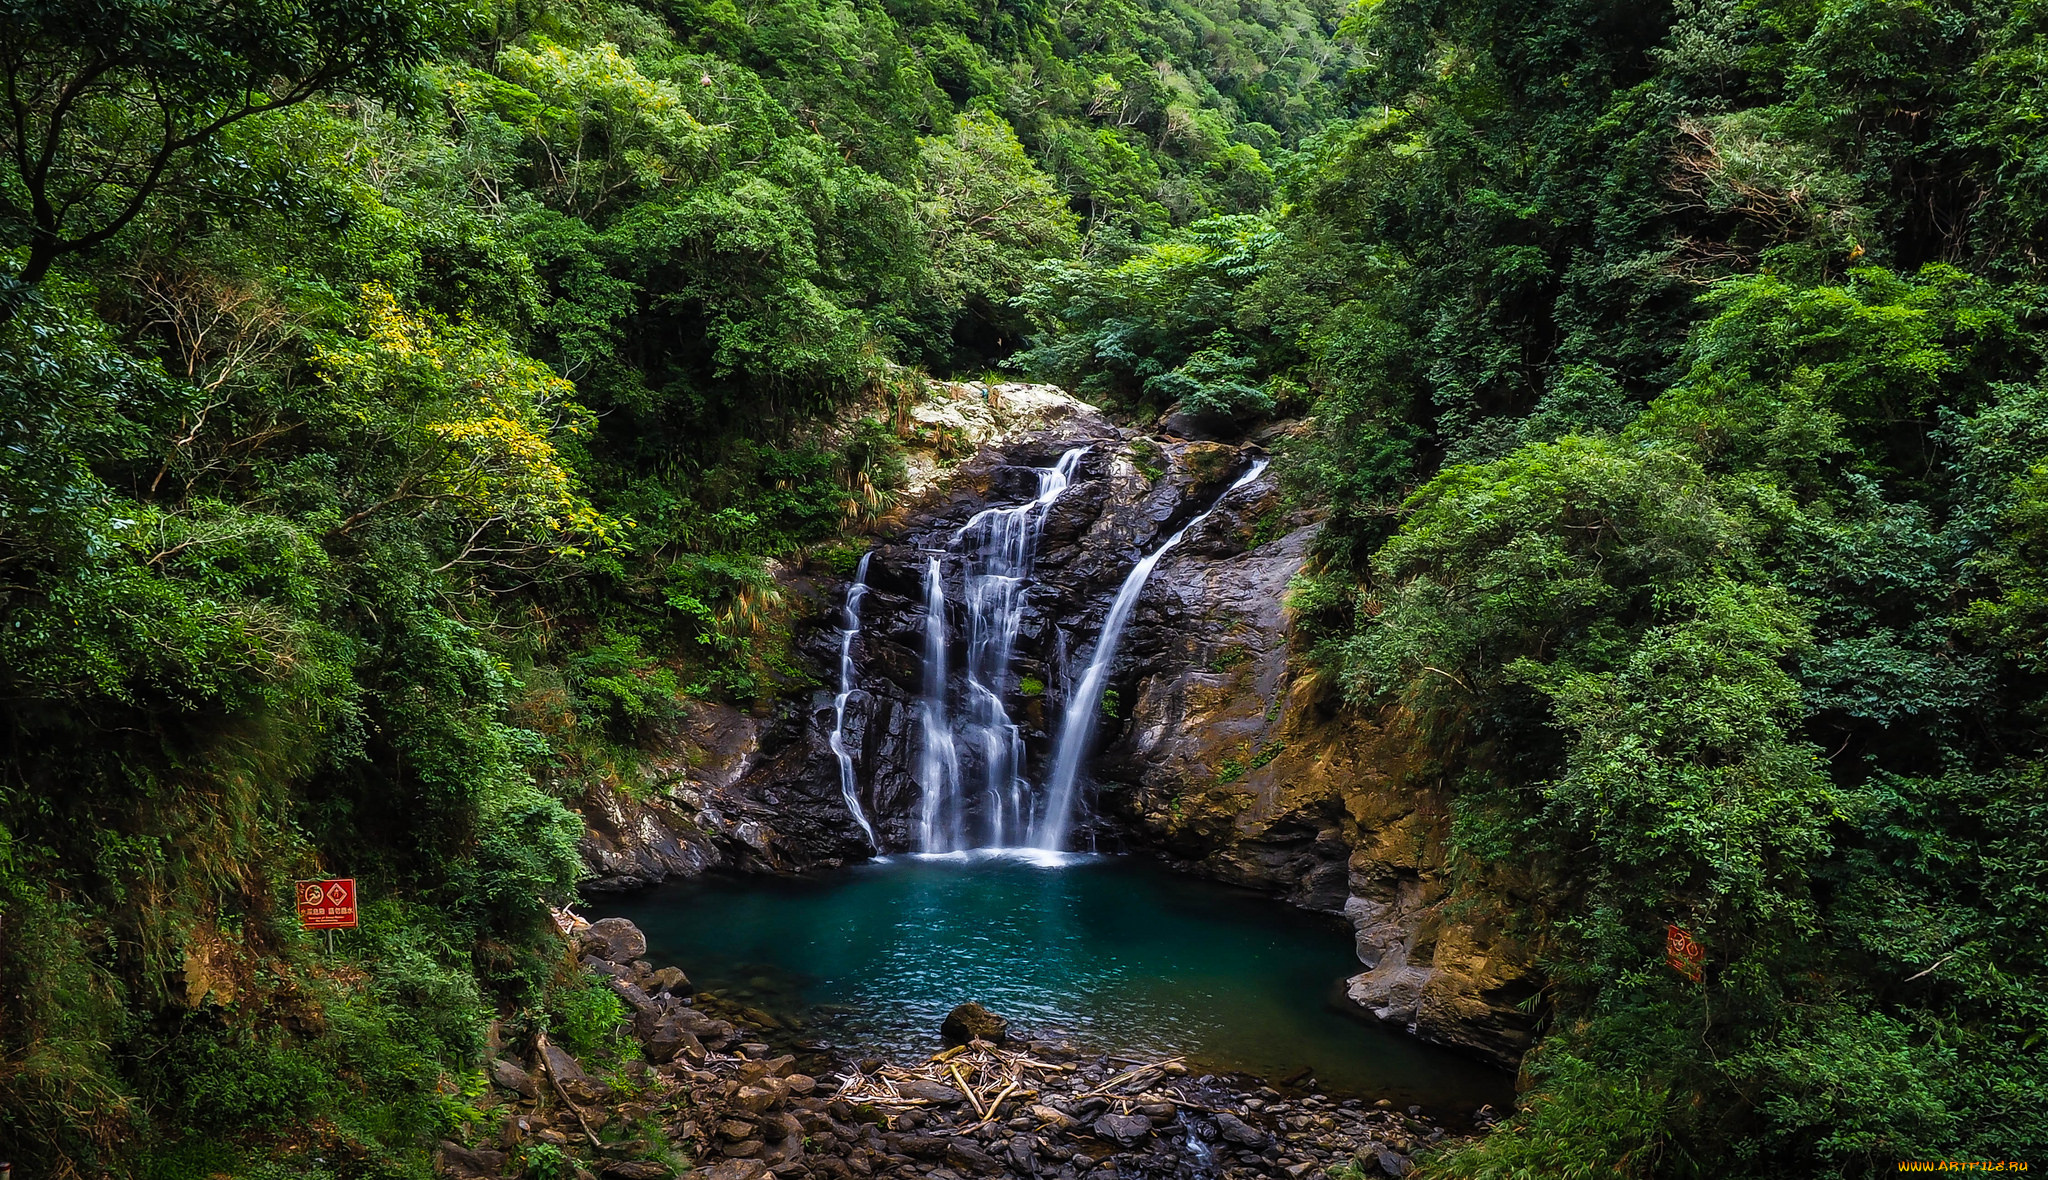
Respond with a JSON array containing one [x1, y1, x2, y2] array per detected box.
[[0, 0, 444, 302], [915, 109, 1079, 355]]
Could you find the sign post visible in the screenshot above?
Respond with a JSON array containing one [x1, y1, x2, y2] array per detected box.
[[298, 879, 359, 953], [1665, 924, 1705, 983]]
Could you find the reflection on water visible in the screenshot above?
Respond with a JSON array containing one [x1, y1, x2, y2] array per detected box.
[[594, 851, 1510, 1110]]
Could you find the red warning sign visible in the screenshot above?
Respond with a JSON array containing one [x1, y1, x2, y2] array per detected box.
[[297, 878, 358, 929], [1666, 924, 1704, 982]]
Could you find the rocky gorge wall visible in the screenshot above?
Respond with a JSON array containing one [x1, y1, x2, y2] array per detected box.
[[569, 384, 1542, 1072]]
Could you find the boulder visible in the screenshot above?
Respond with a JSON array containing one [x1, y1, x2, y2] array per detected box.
[[1027, 1104, 1075, 1129], [1136, 1101, 1176, 1122], [647, 965, 691, 995], [540, 1039, 588, 1086], [945, 1138, 1000, 1173], [705, 1162, 769, 1180], [940, 1001, 1009, 1046], [608, 977, 660, 1022], [540, 1039, 610, 1104], [735, 1082, 785, 1114], [1090, 1113, 1152, 1147], [643, 1014, 706, 1064], [760, 1134, 806, 1168], [600, 1164, 672, 1180], [1008, 1134, 1039, 1174], [582, 917, 648, 964], [740, 1054, 797, 1080], [583, 957, 633, 983], [1212, 1111, 1268, 1147], [488, 1056, 538, 1099], [894, 1079, 967, 1105], [671, 1006, 729, 1037], [435, 1141, 508, 1179], [1158, 405, 1234, 442]]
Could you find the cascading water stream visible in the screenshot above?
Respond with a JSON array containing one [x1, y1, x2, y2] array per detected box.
[[827, 553, 878, 849], [912, 448, 1086, 853], [954, 448, 1084, 847], [1032, 458, 1270, 851], [915, 555, 964, 852]]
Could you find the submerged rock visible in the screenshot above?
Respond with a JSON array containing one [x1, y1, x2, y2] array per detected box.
[[941, 1000, 1010, 1046]]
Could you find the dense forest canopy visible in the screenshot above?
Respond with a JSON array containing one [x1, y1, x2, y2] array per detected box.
[[1, 0, 2045, 1175]]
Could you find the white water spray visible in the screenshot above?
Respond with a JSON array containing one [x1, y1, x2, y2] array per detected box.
[[1032, 459, 1270, 851]]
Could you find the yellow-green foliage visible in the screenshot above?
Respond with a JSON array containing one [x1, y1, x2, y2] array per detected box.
[[317, 286, 622, 566]]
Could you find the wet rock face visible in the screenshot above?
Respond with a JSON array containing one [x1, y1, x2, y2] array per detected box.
[[774, 390, 1273, 856]]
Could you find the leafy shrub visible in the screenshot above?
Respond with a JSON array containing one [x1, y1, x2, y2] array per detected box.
[[545, 971, 633, 1064], [155, 1018, 332, 1134], [518, 1142, 571, 1180], [1146, 345, 1273, 424], [1426, 1056, 1669, 1179], [567, 631, 683, 734]]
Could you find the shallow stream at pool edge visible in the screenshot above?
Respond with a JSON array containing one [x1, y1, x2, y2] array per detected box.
[[589, 852, 1513, 1117]]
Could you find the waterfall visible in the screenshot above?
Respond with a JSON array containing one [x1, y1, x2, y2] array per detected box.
[[915, 555, 964, 852], [827, 553, 878, 849], [910, 447, 1086, 852], [1032, 459, 1270, 851], [956, 448, 1084, 847]]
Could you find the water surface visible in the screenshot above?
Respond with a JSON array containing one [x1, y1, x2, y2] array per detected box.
[[594, 851, 1510, 1112]]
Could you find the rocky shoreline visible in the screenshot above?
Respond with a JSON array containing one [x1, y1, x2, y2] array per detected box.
[[436, 917, 1494, 1180]]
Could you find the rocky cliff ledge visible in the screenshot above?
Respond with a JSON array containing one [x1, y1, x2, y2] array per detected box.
[[569, 383, 1540, 1071], [1089, 480, 1544, 1071]]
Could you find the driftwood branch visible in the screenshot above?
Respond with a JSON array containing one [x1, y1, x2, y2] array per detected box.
[[533, 1032, 604, 1149], [830, 1043, 1190, 1137]]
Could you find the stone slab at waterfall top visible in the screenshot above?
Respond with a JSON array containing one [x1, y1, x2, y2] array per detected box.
[[890, 381, 1103, 507]]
